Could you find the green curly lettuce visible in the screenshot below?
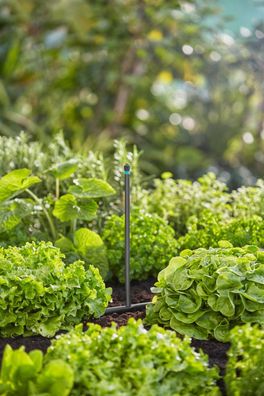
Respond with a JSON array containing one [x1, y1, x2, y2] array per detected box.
[[225, 324, 264, 395], [45, 319, 220, 396], [176, 213, 264, 252], [0, 241, 111, 337], [102, 210, 178, 282]]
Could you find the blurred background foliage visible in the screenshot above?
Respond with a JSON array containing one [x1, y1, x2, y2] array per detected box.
[[0, 0, 263, 186]]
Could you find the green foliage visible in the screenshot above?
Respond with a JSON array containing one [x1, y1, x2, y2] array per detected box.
[[225, 324, 264, 396], [0, 345, 73, 396], [0, 133, 110, 198], [147, 173, 264, 253], [56, 228, 109, 280], [0, 199, 34, 233], [0, 1, 263, 183], [68, 178, 116, 199], [48, 159, 79, 180], [0, 241, 111, 337], [45, 319, 220, 396], [222, 216, 264, 248], [176, 213, 264, 252], [0, 134, 145, 231], [102, 210, 177, 282], [145, 244, 264, 342], [53, 194, 98, 222], [231, 180, 264, 218], [0, 167, 114, 278], [147, 173, 230, 235], [0, 169, 40, 202], [0, 133, 72, 193]]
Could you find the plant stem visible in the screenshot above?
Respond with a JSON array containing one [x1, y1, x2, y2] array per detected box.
[[26, 189, 57, 241], [71, 218, 77, 234], [55, 178, 60, 199]]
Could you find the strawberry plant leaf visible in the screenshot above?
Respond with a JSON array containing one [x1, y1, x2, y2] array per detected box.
[[48, 159, 79, 180], [56, 228, 109, 279], [53, 194, 98, 222], [0, 198, 34, 232], [69, 178, 115, 198], [0, 169, 41, 202]]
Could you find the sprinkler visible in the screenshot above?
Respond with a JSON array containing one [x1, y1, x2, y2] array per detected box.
[[105, 164, 150, 314]]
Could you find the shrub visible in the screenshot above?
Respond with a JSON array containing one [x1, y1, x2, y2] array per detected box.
[[225, 324, 264, 395], [145, 243, 264, 342], [45, 319, 220, 396], [0, 241, 111, 337], [102, 210, 177, 282]]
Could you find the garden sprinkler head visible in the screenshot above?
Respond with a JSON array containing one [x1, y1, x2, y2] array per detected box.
[[124, 164, 130, 174]]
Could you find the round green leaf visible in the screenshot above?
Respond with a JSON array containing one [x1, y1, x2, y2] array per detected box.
[[68, 178, 115, 198], [0, 169, 41, 202], [53, 194, 97, 222], [48, 159, 78, 180]]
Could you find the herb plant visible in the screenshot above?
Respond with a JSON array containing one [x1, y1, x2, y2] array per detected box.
[[0, 241, 111, 337], [0, 168, 115, 278], [225, 324, 264, 395], [45, 319, 220, 396], [102, 210, 177, 282], [176, 213, 264, 252], [222, 215, 264, 247], [231, 180, 264, 218], [147, 173, 230, 235], [145, 243, 264, 342]]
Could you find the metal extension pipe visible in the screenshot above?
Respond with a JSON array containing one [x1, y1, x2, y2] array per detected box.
[[103, 164, 151, 316], [105, 302, 150, 315], [124, 164, 131, 308]]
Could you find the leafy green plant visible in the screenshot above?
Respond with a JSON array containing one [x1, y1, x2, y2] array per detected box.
[[0, 168, 115, 277], [0, 345, 73, 396], [45, 319, 220, 396], [0, 133, 74, 195], [231, 180, 264, 219], [222, 215, 264, 248], [147, 173, 231, 235], [145, 243, 264, 342], [0, 241, 111, 337], [0, 169, 115, 239], [225, 324, 264, 396], [102, 210, 177, 282], [176, 213, 264, 252], [175, 209, 224, 251], [55, 228, 109, 279]]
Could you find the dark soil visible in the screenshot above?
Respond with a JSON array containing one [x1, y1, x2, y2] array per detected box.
[[106, 277, 155, 306], [0, 335, 52, 362], [192, 339, 229, 395], [0, 278, 229, 395]]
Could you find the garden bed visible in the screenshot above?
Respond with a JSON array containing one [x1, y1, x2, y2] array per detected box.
[[0, 278, 229, 395], [0, 279, 153, 362]]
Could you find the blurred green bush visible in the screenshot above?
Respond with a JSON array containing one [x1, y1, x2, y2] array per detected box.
[[0, 0, 263, 184]]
